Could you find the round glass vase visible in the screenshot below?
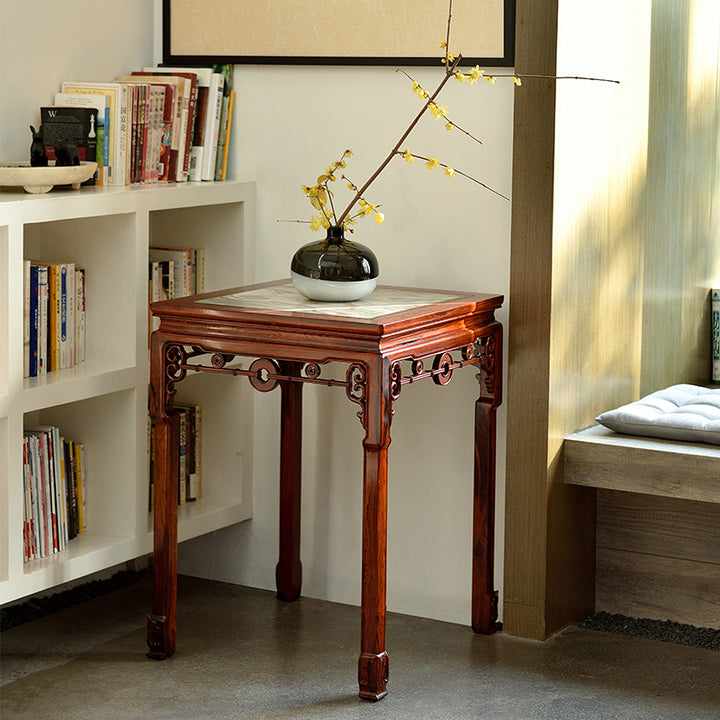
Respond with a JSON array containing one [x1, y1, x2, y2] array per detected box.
[[290, 225, 379, 302]]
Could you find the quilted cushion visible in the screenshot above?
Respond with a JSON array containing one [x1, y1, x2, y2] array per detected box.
[[596, 384, 720, 445]]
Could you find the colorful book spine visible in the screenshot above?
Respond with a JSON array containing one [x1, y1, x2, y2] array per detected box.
[[713, 288, 720, 384], [28, 263, 39, 377]]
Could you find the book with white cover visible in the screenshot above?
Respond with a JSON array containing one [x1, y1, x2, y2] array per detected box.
[[60, 81, 129, 185], [202, 73, 225, 180]]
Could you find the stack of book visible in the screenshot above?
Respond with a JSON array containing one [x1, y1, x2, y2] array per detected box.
[[46, 64, 234, 187], [146, 243, 204, 509], [148, 401, 202, 511], [148, 245, 205, 335], [23, 425, 86, 563], [24, 260, 86, 378]]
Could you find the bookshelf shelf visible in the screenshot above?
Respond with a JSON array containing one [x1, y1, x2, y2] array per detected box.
[[21, 364, 138, 409], [0, 180, 256, 605]]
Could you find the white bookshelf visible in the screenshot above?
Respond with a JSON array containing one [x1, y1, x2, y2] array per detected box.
[[0, 180, 256, 604]]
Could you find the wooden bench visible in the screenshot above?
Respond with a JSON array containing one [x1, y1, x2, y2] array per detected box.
[[564, 425, 720, 628]]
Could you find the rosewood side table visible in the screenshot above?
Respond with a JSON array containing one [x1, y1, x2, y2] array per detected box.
[[146, 279, 503, 701]]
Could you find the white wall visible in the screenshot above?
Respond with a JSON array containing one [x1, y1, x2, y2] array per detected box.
[[0, 0, 513, 628], [0, 0, 154, 161]]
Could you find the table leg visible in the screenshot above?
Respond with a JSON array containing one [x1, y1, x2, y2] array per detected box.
[[357, 359, 390, 701], [471, 328, 502, 634], [276, 362, 303, 602], [147, 341, 180, 658]]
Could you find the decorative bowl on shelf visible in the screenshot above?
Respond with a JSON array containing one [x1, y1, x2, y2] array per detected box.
[[0, 161, 98, 193]]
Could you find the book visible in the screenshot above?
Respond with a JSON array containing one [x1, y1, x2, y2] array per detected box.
[[48, 264, 59, 372], [59, 263, 75, 369], [188, 76, 208, 181], [22, 438, 35, 561], [175, 403, 199, 501], [149, 246, 195, 297], [25, 427, 59, 554], [24, 259, 31, 376], [124, 75, 184, 182], [40, 106, 98, 185], [159, 260, 175, 300], [75, 443, 86, 533], [203, 72, 225, 181], [22, 424, 85, 561], [712, 288, 720, 384], [54, 92, 109, 185], [27, 262, 83, 375], [64, 438, 79, 539], [213, 65, 233, 181], [142, 68, 199, 181], [148, 399, 201, 510], [178, 407, 187, 504], [179, 68, 215, 181], [219, 90, 234, 181], [37, 264, 48, 375], [61, 81, 129, 185], [145, 85, 166, 183], [75, 268, 86, 364], [27, 262, 38, 377], [24, 433, 43, 557], [149, 67, 224, 182]]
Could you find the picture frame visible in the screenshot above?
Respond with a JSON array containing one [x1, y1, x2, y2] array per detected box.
[[163, 0, 515, 67]]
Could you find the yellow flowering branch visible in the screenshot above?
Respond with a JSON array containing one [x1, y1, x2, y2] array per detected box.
[[300, 0, 618, 231], [399, 150, 510, 201], [332, 52, 464, 228]]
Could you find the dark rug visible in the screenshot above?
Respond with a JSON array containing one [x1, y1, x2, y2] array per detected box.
[[580, 611, 720, 651], [0, 567, 150, 632]]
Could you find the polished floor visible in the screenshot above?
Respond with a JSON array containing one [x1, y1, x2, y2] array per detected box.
[[2, 575, 719, 719]]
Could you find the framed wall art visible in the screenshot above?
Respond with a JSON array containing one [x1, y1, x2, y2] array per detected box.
[[163, 0, 515, 67]]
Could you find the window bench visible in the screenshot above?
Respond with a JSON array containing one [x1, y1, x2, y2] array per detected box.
[[564, 424, 720, 629], [564, 424, 720, 504]]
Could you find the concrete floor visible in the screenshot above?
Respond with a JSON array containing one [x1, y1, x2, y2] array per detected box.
[[2, 575, 719, 720]]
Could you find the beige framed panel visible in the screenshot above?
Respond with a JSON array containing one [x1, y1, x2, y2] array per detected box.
[[163, 0, 515, 66]]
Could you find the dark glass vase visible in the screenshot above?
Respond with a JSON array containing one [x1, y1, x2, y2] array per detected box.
[[290, 225, 379, 301]]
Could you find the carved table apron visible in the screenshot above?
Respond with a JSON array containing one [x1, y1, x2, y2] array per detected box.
[[146, 279, 503, 701]]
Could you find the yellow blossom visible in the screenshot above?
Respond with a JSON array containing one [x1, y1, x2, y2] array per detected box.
[[425, 156, 440, 170], [429, 102, 448, 119], [483, 74, 496, 85], [445, 122, 453, 131], [439, 41, 455, 64], [309, 215, 323, 231], [401, 149, 415, 163], [468, 66, 483, 83], [512, 76, 522, 86], [412, 80, 429, 99], [359, 199, 375, 215], [308, 186, 328, 211], [444, 167, 455, 177], [454, 72, 467, 83], [374, 212, 385, 224]]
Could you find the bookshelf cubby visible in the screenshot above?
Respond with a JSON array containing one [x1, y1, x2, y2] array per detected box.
[[0, 180, 256, 605]]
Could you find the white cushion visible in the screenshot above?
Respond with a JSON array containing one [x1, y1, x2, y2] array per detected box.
[[596, 384, 720, 445]]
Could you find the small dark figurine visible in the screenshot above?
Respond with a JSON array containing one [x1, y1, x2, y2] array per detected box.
[[54, 141, 80, 167], [29, 125, 48, 166]]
